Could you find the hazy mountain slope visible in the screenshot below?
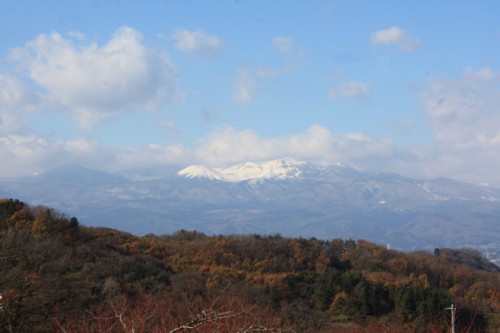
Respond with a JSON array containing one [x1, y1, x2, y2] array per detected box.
[[1, 159, 500, 249]]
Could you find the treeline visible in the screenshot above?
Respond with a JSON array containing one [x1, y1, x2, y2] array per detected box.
[[0, 199, 499, 332]]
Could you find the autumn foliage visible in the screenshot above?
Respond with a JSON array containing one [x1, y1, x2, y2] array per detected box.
[[0, 199, 499, 332]]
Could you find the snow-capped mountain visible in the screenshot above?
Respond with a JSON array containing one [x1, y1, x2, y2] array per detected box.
[[2, 160, 500, 250], [178, 165, 223, 180], [178, 158, 306, 182]]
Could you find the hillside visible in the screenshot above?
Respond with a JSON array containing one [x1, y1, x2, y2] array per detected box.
[[1, 198, 499, 332]]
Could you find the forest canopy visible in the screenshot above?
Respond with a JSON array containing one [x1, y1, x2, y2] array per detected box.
[[0, 198, 499, 332]]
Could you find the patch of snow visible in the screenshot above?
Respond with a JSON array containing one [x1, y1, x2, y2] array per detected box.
[[432, 195, 450, 201], [481, 196, 500, 202], [419, 182, 431, 193]]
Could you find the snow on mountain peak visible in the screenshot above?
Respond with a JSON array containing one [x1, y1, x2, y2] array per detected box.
[[177, 165, 222, 180], [177, 158, 306, 182]]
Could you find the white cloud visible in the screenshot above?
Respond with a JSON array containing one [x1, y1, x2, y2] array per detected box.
[[194, 124, 393, 167], [0, 125, 388, 174], [463, 66, 497, 82], [4, 110, 500, 186], [0, 124, 392, 177], [423, 67, 500, 147], [0, 75, 39, 110], [10, 26, 176, 128], [0, 75, 40, 134], [371, 26, 420, 52], [420, 67, 500, 184], [172, 29, 224, 59], [0, 135, 106, 176], [195, 126, 271, 165], [0, 133, 192, 177], [232, 69, 256, 105], [116, 144, 192, 169], [328, 80, 371, 100], [272, 36, 294, 54], [0, 111, 26, 135]]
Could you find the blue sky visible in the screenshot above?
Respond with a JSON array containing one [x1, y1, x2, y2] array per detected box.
[[1, 0, 499, 185]]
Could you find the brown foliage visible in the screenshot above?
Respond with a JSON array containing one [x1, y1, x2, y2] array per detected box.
[[1, 199, 499, 332]]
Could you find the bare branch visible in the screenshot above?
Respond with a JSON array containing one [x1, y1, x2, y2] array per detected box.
[[48, 315, 68, 333], [169, 307, 251, 333], [238, 325, 297, 333]]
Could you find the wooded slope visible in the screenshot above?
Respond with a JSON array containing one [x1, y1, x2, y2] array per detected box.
[[1, 199, 499, 332]]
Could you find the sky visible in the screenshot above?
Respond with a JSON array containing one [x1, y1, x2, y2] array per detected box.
[[0, 0, 499, 186]]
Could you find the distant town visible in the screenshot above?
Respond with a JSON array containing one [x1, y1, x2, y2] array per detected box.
[[475, 243, 500, 267]]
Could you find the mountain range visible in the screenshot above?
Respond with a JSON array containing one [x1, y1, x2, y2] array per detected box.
[[1, 158, 499, 250]]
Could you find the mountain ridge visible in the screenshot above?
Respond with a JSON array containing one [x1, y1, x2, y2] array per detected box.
[[1, 160, 500, 250]]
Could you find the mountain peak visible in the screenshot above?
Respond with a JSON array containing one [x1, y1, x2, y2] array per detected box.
[[177, 158, 306, 182], [177, 165, 222, 180]]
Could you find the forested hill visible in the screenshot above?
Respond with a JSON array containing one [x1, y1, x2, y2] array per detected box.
[[1, 199, 499, 332]]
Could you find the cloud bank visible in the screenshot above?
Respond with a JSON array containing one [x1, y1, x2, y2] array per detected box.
[[0, 75, 40, 134], [10, 26, 176, 128], [420, 67, 500, 184], [194, 125, 394, 168]]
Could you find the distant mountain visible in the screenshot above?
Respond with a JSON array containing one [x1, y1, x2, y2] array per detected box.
[[37, 164, 127, 186], [1, 159, 500, 250]]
